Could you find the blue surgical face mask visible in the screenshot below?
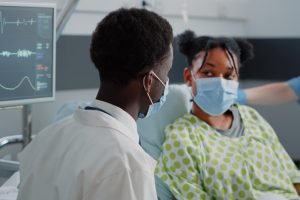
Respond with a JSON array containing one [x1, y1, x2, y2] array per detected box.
[[192, 76, 239, 116], [138, 72, 169, 118]]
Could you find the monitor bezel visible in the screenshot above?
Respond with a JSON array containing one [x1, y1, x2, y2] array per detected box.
[[0, 1, 56, 107]]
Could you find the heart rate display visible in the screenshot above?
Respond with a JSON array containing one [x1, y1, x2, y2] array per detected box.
[[0, 11, 36, 34], [0, 3, 55, 107], [0, 49, 36, 58], [0, 76, 36, 91]]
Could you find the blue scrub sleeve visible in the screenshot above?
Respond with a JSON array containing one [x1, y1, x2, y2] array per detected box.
[[287, 76, 300, 98], [237, 89, 247, 105]]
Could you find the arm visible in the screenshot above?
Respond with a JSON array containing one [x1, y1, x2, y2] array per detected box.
[[245, 82, 297, 105], [265, 122, 300, 194], [247, 107, 300, 195], [237, 76, 300, 105], [155, 122, 210, 200], [271, 138, 300, 194]]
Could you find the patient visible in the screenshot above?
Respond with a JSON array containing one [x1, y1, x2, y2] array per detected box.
[[155, 30, 300, 200]]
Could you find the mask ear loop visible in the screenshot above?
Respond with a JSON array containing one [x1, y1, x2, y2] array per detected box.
[[150, 70, 170, 98], [142, 73, 154, 105], [151, 71, 166, 87]]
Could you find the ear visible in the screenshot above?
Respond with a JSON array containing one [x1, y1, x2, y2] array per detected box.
[[183, 67, 192, 87], [142, 71, 154, 93]]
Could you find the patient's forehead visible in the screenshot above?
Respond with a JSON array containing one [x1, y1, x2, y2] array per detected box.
[[191, 51, 206, 72], [191, 48, 239, 73]]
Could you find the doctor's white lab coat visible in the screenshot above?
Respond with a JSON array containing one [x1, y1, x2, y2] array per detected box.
[[17, 100, 157, 200]]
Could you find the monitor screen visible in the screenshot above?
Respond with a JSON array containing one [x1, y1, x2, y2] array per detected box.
[[0, 2, 55, 107]]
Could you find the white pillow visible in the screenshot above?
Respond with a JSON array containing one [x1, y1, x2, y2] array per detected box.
[[137, 84, 192, 160]]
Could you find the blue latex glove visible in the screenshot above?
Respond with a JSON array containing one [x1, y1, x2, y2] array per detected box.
[[237, 89, 247, 105], [287, 76, 300, 98]]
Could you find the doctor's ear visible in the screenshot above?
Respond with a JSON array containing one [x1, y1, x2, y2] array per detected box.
[[183, 67, 192, 87], [142, 71, 154, 93]]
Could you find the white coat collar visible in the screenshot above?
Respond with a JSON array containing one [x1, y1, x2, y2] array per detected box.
[[75, 100, 139, 144], [92, 100, 137, 133]]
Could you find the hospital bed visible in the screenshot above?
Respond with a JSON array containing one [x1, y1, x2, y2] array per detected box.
[[0, 84, 298, 199]]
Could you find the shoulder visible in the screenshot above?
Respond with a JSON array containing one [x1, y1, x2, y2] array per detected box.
[[165, 114, 198, 136], [237, 104, 272, 128], [236, 104, 267, 123], [236, 104, 277, 140], [163, 114, 207, 149]]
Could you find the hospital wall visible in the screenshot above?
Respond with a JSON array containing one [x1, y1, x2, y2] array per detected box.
[[0, 0, 300, 161]]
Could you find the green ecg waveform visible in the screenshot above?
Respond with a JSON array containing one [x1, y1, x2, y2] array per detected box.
[[0, 49, 36, 58], [0, 11, 36, 34], [0, 76, 36, 91]]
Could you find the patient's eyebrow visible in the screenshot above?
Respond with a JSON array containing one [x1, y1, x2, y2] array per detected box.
[[204, 62, 215, 67], [204, 61, 235, 69]]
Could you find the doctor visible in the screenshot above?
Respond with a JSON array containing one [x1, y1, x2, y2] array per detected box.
[[17, 8, 173, 200]]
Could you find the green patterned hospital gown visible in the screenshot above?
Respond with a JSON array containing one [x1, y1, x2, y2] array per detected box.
[[155, 105, 300, 200]]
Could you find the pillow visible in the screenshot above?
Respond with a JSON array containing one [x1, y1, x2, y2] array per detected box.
[[137, 84, 192, 160]]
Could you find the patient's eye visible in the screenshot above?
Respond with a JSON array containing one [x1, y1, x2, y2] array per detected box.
[[225, 73, 236, 80], [201, 70, 214, 77]]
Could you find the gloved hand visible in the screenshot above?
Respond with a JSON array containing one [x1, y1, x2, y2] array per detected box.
[[237, 89, 247, 105]]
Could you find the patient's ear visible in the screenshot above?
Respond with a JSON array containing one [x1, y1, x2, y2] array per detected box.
[[183, 67, 192, 86]]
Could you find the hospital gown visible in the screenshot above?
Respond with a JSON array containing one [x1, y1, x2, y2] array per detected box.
[[155, 105, 300, 200]]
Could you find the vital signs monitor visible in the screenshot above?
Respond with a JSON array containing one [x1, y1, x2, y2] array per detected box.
[[0, 2, 55, 107]]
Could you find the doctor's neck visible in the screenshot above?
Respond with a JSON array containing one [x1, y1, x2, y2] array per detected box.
[[96, 81, 141, 120]]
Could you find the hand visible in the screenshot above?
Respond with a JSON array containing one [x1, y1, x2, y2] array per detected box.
[[237, 89, 247, 105]]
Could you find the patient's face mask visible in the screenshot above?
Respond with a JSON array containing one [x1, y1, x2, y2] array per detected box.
[[138, 72, 169, 118], [191, 73, 239, 116]]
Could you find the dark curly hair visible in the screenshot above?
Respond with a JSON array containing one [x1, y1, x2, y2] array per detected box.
[[90, 8, 173, 85], [177, 30, 254, 71]]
